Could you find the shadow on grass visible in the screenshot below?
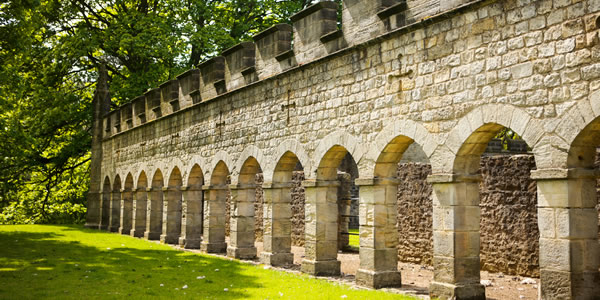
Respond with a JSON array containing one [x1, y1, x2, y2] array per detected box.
[[0, 225, 261, 299]]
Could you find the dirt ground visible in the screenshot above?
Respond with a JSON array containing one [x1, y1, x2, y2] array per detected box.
[[181, 241, 539, 300]]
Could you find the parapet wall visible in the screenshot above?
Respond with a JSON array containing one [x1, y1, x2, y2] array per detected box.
[[101, 0, 477, 139]]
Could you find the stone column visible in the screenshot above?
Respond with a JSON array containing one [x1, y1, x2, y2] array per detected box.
[[260, 182, 294, 266], [119, 188, 133, 235], [130, 188, 147, 238], [531, 169, 600, 300], [227, 184, 258, 259], [109, 189, 121, 232], [428, 174, 485, 300], [179, 186, 203, 249], [200, 184, 228, 253], [301, 179, 341, 276], [160, 186, 182, 244], [337, 173, 352, 250], [85, 191, 102, 229], [355, 178, 402, 288], [144, 187, 163, 240], [100, 191, 111, 230]]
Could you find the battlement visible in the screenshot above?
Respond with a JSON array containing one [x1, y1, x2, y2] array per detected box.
[[102, 0, 477, 139]]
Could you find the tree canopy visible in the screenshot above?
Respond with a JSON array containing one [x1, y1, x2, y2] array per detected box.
[[0, 0, 314, 224]]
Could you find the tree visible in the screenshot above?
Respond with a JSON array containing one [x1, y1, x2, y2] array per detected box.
[[0, 0, 312, 224]]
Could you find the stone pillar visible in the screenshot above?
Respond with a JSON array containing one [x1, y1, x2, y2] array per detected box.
[[428, 174, 485, 300], [260, 182, 294, 266], [160, 186, 182, 244], [179, 186, 203, 249], [531, 169, 600, 300], [109, 189, 121, 232], [355, 178, 402, 288], [85, 191, 102, 229], [227, 184, 258, 259], [119, 188, 133, 235], [337, 173, 352, 250], [200, 184, 228, 253], [144, 187, 163, 240], [100, 191, 111, 230], [301, 179, 341, 276], [130, 188, 147, 238]]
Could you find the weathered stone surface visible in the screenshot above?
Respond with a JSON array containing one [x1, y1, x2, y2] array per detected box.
[[90, 0, 600, 296]]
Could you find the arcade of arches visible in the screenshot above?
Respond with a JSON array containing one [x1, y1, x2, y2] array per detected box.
[[87, 0, 600, 299]]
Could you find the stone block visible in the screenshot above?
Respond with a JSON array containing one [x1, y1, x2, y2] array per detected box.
[[227, 246, 257, 259], [260, 252, 294, 266], [356, 269, 402, 289], [300, 259, 341, 276], [200, 242, 227, 253], [429, 281, 485, 300]]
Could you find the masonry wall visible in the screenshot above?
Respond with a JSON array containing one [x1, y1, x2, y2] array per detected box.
[[479, 155, 539, 277]]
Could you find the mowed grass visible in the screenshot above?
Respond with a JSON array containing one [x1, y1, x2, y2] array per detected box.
[[0, 225, 415, 300], [348, 228, 359, 248]]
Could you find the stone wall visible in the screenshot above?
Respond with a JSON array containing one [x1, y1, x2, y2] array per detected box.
[[291, 171, 306, 247], [395, 155, 540, 277], [396, 162, 433, 265], [479, 155, 539, 277]]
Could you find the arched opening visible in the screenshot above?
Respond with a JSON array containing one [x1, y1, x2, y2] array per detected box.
[[201, 161, 229, 253], [119, 173, 134, 235], [260, 151, 305, 267], [100, 176, 111, 230], [145, 169, 164, 240], [180, 164, 204, 249], [301, 145, 358, 277], [109, 175, 122, 232], [430, 123, 538, 300], [161, 167, 183, 244], [227, 157, 263, 259], [131, 171, 148, 238]]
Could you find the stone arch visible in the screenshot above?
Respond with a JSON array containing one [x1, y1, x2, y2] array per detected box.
[[210, 160, 230, 186], [561, 94, 600, 169], [131, 171, 148, 237], [120, 173, 134, 235], [431, 104, 544, 174], [366, 119, 434, 178], [188, 164, 204, 187], [273, 151, 304, 183], [238, 156, 263, 185], [100, 176, 111, 230], [209, 151, 234, 184], [311, 131, 363, 180], [161, 166, 183, 244], [234, 146, 266, 185], [266, 139, 310, 183], [145, 169, 164, 240]]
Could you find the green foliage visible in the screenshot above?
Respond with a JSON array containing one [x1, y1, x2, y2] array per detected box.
[[0, 225, 416, 299], [0, 0, 316, 224]]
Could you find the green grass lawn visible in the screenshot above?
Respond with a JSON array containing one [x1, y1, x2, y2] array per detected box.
[[0, 225, 414, 299], [348, 228, 359, 248]]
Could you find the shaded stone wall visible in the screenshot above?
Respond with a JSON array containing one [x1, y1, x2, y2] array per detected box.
[[291, 171, 306, 247], [479, 155, 539, 277], [394, 155, 540, 277], [597, 149, 600, 240], [396, 163, 433, 265]]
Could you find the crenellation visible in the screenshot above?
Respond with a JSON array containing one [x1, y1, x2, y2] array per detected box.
[[145, 88, 162, 120], [198, 56, 226, 99], [121, 102, 133, 130], [132, 96, 147, 126], [254, 24, 295, 79], [223, 42, 257, 91], [110, 110, 121, 135], [177, 68, 201, 106], [290, 1, 339, 65], [160, 79, 180, 114]]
